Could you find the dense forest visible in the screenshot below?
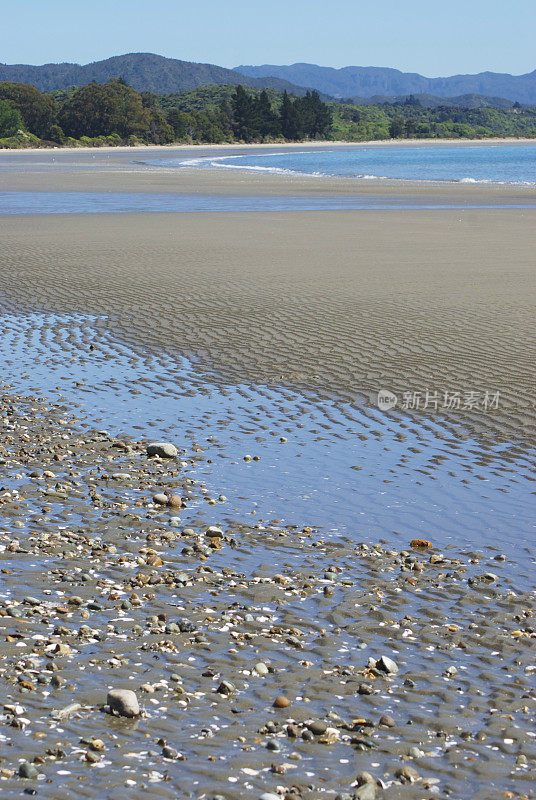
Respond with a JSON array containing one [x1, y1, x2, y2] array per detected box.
[[0, 78, 535, 148]]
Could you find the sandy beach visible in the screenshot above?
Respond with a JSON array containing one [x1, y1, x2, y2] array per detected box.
[[2, 202, 535, 440], [0, 146, 535, 798]]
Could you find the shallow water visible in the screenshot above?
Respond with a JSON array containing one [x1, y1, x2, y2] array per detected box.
[[1, 310, 534, 561], [2, 190, 534, 214], [147, 143, 536, 184]]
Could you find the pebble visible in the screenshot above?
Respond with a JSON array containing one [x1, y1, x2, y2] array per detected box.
[[354, 784, 377, 800], [379, 714, 395, 727], [396, 765, 420, 783], [18, 762, 38, 779], [146, 442, 178, 458], [376, 655, 399, 675], [106, 688, 140, 718], [273, 695, 291, 708]]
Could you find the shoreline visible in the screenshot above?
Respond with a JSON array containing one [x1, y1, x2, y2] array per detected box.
[[1, 135, 536, 157], [1, 146, 535, 199]]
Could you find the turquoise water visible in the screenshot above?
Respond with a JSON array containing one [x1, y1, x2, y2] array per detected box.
[[150, 143, 536, 184]]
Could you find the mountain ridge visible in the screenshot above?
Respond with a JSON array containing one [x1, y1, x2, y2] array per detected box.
[[0, 53, 316, 97], [235, 63, 536, 104]]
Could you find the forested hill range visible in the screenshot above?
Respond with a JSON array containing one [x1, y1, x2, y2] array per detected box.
[[235, 63, 536, 105], [0, 53, 318, 97], [2, 53, 536, 106]]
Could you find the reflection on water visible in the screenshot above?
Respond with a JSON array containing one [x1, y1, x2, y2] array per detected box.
[[1, 311, 535, 557], [1, 191, 535, 214]]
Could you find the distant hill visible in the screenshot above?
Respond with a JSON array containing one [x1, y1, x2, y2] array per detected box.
[[348, 93, 523, 110], [0, 53, 314, 96], [235, 63, 536, 105]]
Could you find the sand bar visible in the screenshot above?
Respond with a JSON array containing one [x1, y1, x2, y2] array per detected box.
[[1, 206, 535, 441]]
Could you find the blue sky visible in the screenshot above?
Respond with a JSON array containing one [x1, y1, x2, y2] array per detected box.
[[1, 0, 534, 76]]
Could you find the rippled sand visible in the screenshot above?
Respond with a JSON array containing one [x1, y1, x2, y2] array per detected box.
[[1, 208, 535, 441]]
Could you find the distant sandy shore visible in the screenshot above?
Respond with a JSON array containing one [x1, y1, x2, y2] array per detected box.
[[1, 143, 535, 202], [1, 136, 536, 157]]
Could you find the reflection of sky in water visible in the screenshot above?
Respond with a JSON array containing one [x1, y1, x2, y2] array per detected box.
[[2, 311, 535, 561], [1, 191, 534, 214]]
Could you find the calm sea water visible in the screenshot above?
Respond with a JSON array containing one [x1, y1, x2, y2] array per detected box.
[[150, 143, 536, 184]]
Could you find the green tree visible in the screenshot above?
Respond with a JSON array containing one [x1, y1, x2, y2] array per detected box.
[[231, 85, 258, 141], [147, 107, 174, 144], [166, 107, 191, 140], [280, 91, 300, 140], [255, 90, 279, 138], [0, 82, 56, 138], [0, 99, 23, 137], [58, 79, 151, 139], [389, 116, 405, 138]]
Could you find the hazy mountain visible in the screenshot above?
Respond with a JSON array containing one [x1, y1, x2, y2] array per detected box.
[[348, 93, 521, 109], [235, 63, 536, 104], [0, 53, 313, 96]]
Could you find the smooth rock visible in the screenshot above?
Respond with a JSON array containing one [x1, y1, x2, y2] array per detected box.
[[146, 443, 178, 458], [355, 784, 377, 800], [153, 493, 168, 505], [377, 655, 399, 675], [107, 688, 140, 718], [18, 762, 38, 779], [273, 695, 291, 708], [396, 765, 420, 783]]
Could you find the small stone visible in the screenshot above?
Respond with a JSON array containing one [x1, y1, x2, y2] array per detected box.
[[410, 538, 432, 549], [356, 772, 376, 786], [355, 784, 377, 800], [254, 662, 269, 676], [379, 714, 395, 727], [18, 762, 38, 779], [273, 695, 291, 708], [266, 739, 281, 751], [396, 765, 420, 783], [167, 495, 182, 508], [90, 738, 105, 751], [107, 688, 140, 718], [306, 719, 328, 735], [408, 746, 424, 758], [376, 655, 399, 675], [205, 526, 223, 538], [243, 454, 252, 462], [147, 442, 178, 458], [153, 493, 168, 505], [217, 680, 236, 695]]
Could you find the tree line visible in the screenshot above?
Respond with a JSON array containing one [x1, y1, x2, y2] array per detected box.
[[0, 78, 535, 147], [0, 79, 332, 146]]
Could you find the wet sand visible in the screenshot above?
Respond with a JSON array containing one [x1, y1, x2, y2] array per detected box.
[[0, 389, 535, 800], [1, 208, 535, 440], [0, 154, 536, 797]]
